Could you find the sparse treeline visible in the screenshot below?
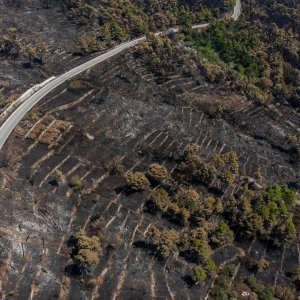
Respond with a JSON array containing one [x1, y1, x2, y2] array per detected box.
[[67, 141, 297, 295], [0, 27, 48, 67]]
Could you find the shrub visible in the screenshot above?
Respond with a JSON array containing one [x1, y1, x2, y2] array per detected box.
[[68, 78, 93, 92], [210, 220, 234, 246], [148, 227, 179, 259], [89, 217, 105, 239], [148, 163, 169, 182], [193, 239, 212, 260], [255, 170, 263, 184], [70, 175, 84, 191], [151, 188, 171, 212], [224, 170, 234, 186], [176, 155, 202, 179], [222, 264, 236, 277], [125, 171, 150, 191], [110, 233, 122, 249], [175, 187, 200, 213], [210, 267, 237, 299], [194, 162, 216, 185], [193, 265, 207, 284], [55, 169, 64, 183], [244, 256, 269, 273], [105, 161, 123, 175], [86, 278, 98, 288], [165, 203, 190, 226], [182, 228, 212, 262], [200, 196, 214, 216], [256, 258, 269, 272], [290, 266, 300, 281], [214, 198, 224, 214], [223, 151, 239, 174], [71, 228, 102, 271], [206, 258, 217, 275], [274, 286, 296, 300], [245, 275, 274, 300], [184, 144, 200, 159]]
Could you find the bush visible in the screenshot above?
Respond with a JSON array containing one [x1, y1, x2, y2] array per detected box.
[[148, 227, 179, 259], [210, 220, 234, 246], [193, 265, 207, 284], [194, 162, 216, 186], [175, 187, 200, 213], [68, 78, 93, 92], [86, 278, 98, 289], [193, 239, 212, 261], [256, 258, 269, 272], [54, 169, 64, 183], [110, 233, 122, 249], [165, 203, 190, 227], [274, 286, 296, 300], [70, 175, 84, 191], [199, 196, 215, 216], [222, 264, 236, 277], [125, 171, 150, 191], [290, 267, 300, 281], [184, 144, 200, 159], [105, 161, 123, 175], [256, 184, 296, 244], [205, 258, 217, 275], [182, 228, 212, 262], [244, 256, 269, 273], [71, 228, 102, 271], [148, 163, 169, 182], [245, 275, 274, 300], [150, 188, 171, 212], [210, 265, 237, 299], [89, 217, 105, 239]]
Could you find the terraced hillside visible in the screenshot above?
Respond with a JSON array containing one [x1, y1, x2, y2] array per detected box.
[[0, 35, 299, 299]]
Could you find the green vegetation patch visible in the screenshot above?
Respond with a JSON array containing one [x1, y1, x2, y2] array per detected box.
[[185, 20, 262, 78]]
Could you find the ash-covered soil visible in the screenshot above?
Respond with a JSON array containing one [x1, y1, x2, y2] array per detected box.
[[0, 0, 101, 98], [0, 43, 299, 299]]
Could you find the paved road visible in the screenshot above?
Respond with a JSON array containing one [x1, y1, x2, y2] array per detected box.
[[0, 1, 241, 150], [0, 37, 144, 149]]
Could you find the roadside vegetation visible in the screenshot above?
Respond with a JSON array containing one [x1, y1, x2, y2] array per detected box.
[[63, 0, 234, 54]]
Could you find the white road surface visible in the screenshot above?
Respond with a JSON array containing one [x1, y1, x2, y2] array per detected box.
[[0, 1, 241, 149]]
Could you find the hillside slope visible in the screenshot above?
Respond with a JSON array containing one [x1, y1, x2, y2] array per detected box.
[[0, 0, 299, 299]]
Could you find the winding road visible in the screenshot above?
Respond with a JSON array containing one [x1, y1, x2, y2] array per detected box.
[[0, 1, 241, 149]]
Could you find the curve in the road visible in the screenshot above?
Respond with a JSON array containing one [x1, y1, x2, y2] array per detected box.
[[0, 1, 241, 149]]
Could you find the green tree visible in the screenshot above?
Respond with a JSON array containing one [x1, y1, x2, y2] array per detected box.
[[211, 220, 234, 246], [110, 20, 125, 41]]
